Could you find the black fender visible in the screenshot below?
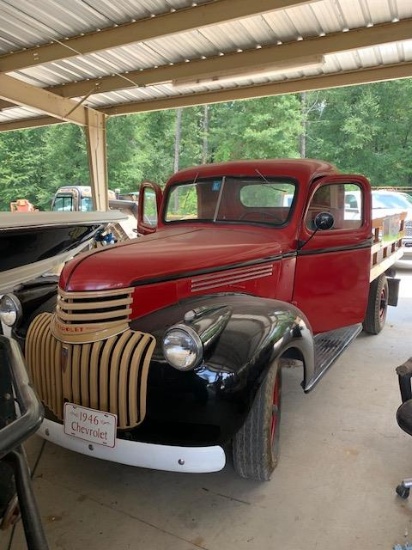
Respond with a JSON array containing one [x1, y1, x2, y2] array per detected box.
[[131, 293, 315, 444]]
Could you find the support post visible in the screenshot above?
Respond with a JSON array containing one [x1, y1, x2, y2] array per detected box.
[[85, 110, 108, 211]]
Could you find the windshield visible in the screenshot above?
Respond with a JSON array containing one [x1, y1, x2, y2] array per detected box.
[[52, 195, 74, 211], [164, 176, 297, 226], [372, 191, 412, 210]]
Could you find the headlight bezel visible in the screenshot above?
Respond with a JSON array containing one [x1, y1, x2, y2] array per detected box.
[[162, 324, 203, 371], [0, 294, 23, 328]]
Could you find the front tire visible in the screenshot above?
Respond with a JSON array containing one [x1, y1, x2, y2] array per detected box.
[[362, 274, 388, 335], [232, 360, 282, 481]]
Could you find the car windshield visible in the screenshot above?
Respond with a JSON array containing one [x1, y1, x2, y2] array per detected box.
[[164, 176, 297, 226], [372, 191, 412, 210], [52, 195, 74, 211]]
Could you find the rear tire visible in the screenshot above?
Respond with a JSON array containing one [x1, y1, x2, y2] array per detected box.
[[232, 360, 282, 481], [362, 274, 388, 335]]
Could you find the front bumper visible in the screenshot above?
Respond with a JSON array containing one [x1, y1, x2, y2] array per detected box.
[[38, 419, 226, 473]]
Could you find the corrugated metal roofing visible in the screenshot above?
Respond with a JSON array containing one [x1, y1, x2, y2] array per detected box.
[[0, 0, 411, 130]]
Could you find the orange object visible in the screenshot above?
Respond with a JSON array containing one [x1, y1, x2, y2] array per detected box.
[[10, 199, 38, 212]]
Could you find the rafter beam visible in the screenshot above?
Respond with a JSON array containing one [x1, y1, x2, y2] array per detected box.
[[0, 0, 319, 73], [2, 61, 411, 133], [0, 73, 100, 126], [49, 18, 412, 98], [99, 62, 412, 116], [0, 99, 14, 110], [0, 116, 64, 132]]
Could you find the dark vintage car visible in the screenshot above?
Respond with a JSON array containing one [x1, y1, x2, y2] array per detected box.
[[0, 335, 48, 548], [0, 210, 128, 548]]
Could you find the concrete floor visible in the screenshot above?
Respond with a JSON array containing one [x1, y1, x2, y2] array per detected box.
[[3, 272, 412, 550]]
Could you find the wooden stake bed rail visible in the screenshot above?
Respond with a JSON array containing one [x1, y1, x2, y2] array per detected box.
[[370, 211, 406, 281]]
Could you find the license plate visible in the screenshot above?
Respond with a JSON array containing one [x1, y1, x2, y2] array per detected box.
[[64, 403, 117, 448]]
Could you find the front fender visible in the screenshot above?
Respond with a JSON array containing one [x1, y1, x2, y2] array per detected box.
[[132, 294, 315, 436]]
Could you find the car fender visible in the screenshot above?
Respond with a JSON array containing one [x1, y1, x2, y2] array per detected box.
[[133, 293, 315, 405]]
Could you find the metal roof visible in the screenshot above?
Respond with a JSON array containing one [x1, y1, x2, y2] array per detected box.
[[0, 0, 411, 131]]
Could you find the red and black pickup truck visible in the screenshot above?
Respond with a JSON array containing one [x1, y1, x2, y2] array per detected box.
[[2, 159, 406, 481]]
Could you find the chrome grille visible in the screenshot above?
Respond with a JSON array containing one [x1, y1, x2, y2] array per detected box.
[[405, 220, 412, 238], [26, 312, 156, 430]]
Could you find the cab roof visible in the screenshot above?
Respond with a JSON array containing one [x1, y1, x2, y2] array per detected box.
[[167, 159, 340, 186]]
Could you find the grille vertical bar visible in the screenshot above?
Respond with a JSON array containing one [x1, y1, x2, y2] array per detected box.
[[26, 312, 156, 429]]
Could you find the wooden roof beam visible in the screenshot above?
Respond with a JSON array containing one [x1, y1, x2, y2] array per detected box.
[[0, 0, 319, 73], [100, 62, 412, 116], [0, 116, 64, 132], [0, 99, 15, 110], [47, 18, 412, 98], [0, 73, 100, 126], [1, 60, 411, 133]]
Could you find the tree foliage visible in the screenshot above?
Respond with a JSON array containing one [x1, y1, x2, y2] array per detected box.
[[208, 95, 302, 161], [305, 80, 412, 185], [1, 79, 412, 211]]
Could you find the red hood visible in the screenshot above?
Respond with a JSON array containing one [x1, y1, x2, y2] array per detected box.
[[60, 225, 285, 291]]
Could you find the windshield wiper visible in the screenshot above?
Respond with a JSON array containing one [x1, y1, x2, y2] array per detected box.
[[255, 168, 290, 194], [213, 176, 226, 222]]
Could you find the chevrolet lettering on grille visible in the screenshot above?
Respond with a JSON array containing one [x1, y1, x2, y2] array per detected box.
[[55, 322, 85, 333]]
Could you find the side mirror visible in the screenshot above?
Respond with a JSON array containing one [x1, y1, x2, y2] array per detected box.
[[314, 211, 334, 231]]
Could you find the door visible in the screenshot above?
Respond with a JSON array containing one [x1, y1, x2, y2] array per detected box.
[[292, 175, 372, 334]]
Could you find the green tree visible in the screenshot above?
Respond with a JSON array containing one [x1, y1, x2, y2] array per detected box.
[[306, 80, 412, 186], [137, 110, 176, 185], [208, 95, 302, 161], [107, 115, 145, 192], [179, 106, 205, 169], [0, 128, 48, 210], [39, 124, 89, 208]]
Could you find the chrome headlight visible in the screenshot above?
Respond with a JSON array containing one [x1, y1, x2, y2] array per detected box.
[[162, 324, 203, 371], [0, 294, 22, 328]]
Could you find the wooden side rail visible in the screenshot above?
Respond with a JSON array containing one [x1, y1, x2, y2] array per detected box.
[[370, 211, 406, 281]]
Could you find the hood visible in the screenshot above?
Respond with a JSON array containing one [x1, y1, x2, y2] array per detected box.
[[61, 225, 285, 291], [0, 210, 127, 294]]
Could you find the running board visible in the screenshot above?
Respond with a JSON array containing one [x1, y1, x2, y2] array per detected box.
[[304, 324, 362, 392]]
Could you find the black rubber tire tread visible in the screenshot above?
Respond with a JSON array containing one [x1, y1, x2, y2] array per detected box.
[[362, 274, 388, 335], [232, 360, 282, 481]]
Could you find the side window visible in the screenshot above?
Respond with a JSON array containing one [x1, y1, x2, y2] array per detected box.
[[306, 183, 363, 230], [80, 197, 93, 211]]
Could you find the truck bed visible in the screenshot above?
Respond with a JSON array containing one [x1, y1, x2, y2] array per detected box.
[[370, 211, 406, 281]]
